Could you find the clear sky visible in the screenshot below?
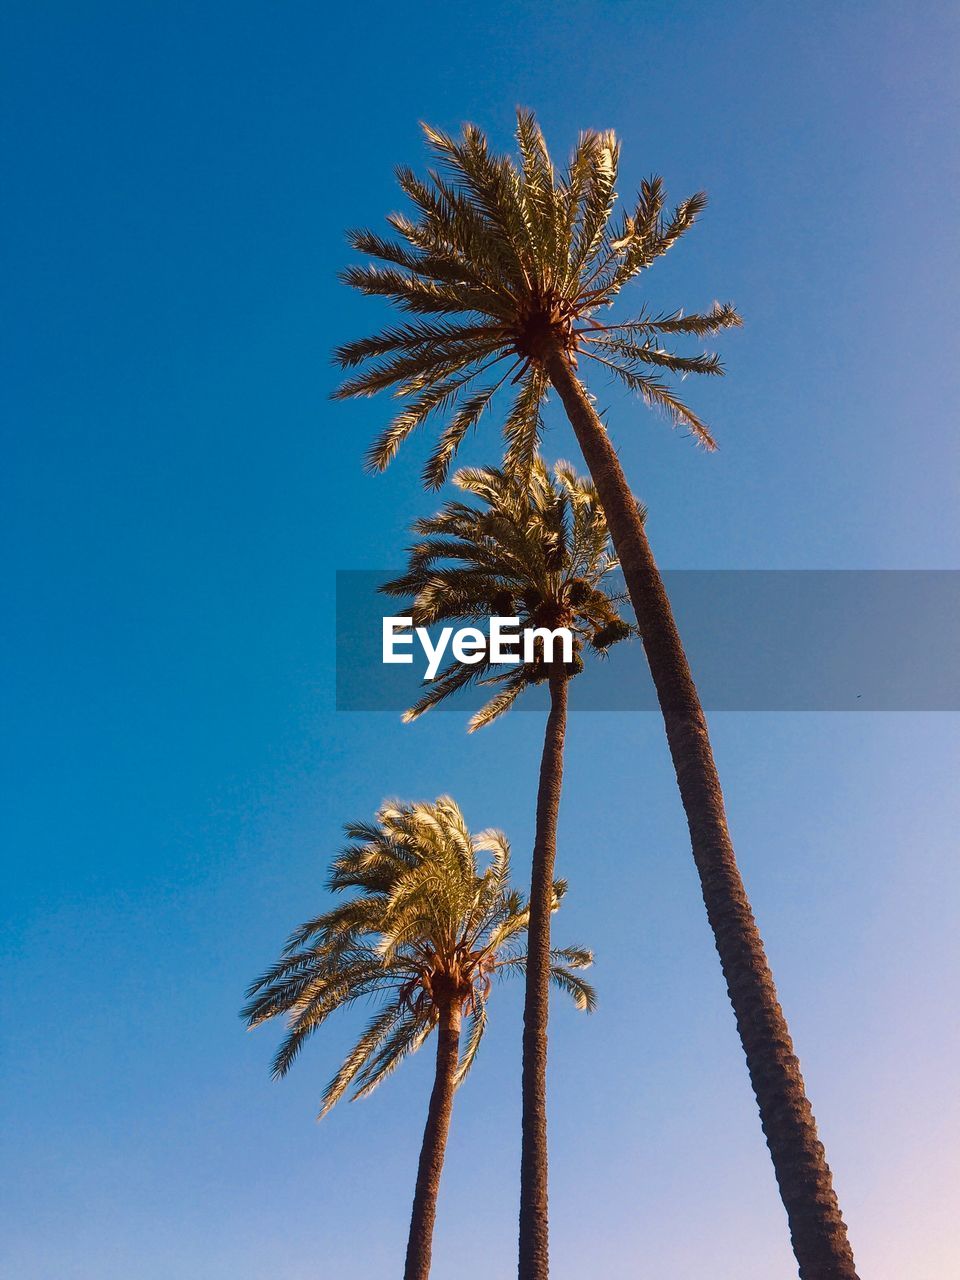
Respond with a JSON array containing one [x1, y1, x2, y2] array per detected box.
[[2, 3, 958, 1278]]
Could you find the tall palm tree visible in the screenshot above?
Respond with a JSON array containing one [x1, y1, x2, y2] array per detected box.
[[382, 459, 632, 1274], [242, 795, 594, 1280], [333, 113, 858, 1279]]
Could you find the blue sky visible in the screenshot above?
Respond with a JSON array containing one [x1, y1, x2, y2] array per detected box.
[[2, 3, 958, 1278]]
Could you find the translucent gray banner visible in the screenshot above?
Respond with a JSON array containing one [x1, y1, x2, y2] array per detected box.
[[336, 570, 960, 712]]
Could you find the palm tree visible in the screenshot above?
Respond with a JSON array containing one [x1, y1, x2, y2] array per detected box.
[[242, 795, 594, 1280], [333, 113, 857, 1279], [382, 459, 632, 1274]]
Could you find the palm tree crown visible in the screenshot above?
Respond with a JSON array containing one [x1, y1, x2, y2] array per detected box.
[[242, 796, 594, 1116], [382, 457, 636, 729], [333, 109, 741, 488]]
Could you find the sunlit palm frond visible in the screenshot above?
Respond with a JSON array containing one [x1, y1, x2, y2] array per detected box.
[[496, 943, 596, 1014]]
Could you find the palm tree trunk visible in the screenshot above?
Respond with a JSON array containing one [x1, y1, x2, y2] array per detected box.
[[545, 351, 857, 1280], [404, 999, 462, 1280], [519, 671, 568, 1280]]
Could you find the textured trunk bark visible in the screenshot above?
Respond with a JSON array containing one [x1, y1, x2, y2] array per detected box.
[[518, 672, 568, 1280], [545, 351, 857, 1280], [404, 1000, 462, 1280]]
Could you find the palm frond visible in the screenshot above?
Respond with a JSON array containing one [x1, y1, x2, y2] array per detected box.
[[316, 1002, 408, 1116], [549, 965, 597, 1013], [454, 1000, 487, 1086]]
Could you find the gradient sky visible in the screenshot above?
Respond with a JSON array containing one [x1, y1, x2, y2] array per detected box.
[[2, 4, 959, 1278]]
